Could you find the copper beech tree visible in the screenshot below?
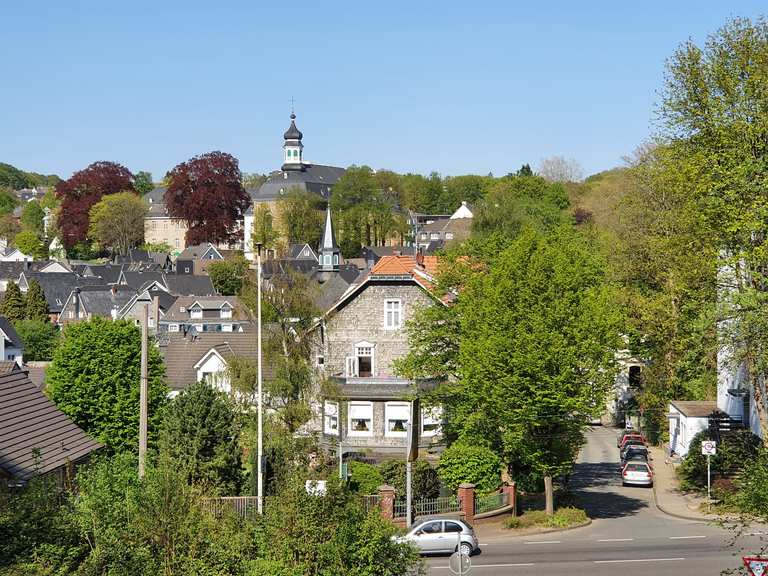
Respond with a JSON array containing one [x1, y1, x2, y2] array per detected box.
[[55, 161, 135, 249], [165, 151, 250, 246]]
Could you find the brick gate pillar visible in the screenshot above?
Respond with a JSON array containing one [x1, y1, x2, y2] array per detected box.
[[378, 484, 396, 521], [457, 483, 475, 525]]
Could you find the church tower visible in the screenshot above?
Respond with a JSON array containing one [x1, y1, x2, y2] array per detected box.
[[282, 112, 304, 170], [318, 207, 341, 271]]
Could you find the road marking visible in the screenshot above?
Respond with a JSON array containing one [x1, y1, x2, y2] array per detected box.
[[748, 532, 766, 536], [669, 535, 706, 539], [432, 563, 535, 569], [595, 557, 685, 564], [597, 538, 634, 542], [525, 540, 561, 544]]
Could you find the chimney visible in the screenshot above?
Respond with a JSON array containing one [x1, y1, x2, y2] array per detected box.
[[74, 287, 81, 320], [416, 250, 424, 269]]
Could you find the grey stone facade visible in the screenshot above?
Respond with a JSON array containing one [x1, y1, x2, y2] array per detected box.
[[312, 279, 442, 456]]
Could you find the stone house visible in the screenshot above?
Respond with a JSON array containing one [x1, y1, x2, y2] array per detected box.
[[312, 252, 444, 459]]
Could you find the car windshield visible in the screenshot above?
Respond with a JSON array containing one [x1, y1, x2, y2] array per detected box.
[[625, 463, 649, 472]]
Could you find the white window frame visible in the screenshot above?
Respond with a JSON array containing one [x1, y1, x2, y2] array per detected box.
[[324, 401, 339, 435], [348, 401, 373, 436], [384, 299, 402, 330], [168, 323, 180, 333], [220, 306, 233, 319], [354, 341, 375, 377], [190, 306, 202, 319], [421, 406, 443, 437], [222, 323, 233, 332], [385, 402, 410, 437]]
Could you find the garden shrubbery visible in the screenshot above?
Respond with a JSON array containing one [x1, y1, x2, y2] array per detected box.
[[347, 459, 441, 500], [437, 443, 502, 494], [677, 429, 761, 491], [503, 507, 588, 530]]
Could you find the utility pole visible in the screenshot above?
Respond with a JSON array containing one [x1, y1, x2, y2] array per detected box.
[[138, 302, 148, 478], [256, 243, 264, 514]]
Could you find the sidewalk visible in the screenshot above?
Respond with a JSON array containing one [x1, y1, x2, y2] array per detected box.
[[648, 445, 720, 521]]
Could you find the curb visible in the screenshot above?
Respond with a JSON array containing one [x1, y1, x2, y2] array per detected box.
[[651, 482, 716, 522], [483, 517, 593, 541]]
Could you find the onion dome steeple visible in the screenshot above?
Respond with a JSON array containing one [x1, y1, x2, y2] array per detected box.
[[282, 112, 304, 170]]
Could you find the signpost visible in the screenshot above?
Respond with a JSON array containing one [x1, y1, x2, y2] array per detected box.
[[743, 557, 768, 576], [701, 440, 717, 511]]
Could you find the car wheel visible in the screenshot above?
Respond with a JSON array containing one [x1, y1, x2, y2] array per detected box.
[[459, 542, 473, 557]]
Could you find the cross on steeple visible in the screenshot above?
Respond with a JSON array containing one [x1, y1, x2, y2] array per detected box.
[[289, 96, 295, 115]]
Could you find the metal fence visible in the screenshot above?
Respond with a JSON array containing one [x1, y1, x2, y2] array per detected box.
[[202, 496, 260, 520], [361, 494, 381, 514], [474, 491, 507, 515], [394, 495, 461, 519]]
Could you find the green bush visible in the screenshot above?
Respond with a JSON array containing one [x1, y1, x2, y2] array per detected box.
[[503, 507, 587, 530], [737, 448, 768, 519], [438, 443, 502, 494], [678, 429, 761, 491], [348, 460, 384, 495], [378, 459, 441, 500]]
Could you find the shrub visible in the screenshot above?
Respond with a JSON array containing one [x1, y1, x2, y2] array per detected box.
[[437, 443, 502, 494], [678, 429, 761, 491], [378, 459, 441, 500], [348, 461, 384, 495], [737, 448, 768, 519], [503, 507, 587, 530]]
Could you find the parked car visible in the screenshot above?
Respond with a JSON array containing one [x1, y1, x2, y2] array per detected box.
[[617, 432, 646, 448], [620, 448, 649, 470], [620, 442, 648, 461], [397, 518, 478, 556], [619, 437, 646, 452], [621, 461, 653, 487]]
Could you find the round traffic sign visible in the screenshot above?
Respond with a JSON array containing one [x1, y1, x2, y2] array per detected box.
[[448, 551, 471, 574]]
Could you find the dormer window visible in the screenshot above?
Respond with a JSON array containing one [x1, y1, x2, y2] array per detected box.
[[220, 305, 232, 319], [190, 306, 202, 319]]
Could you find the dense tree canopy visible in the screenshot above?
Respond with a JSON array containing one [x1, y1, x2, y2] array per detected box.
[[20, 200, 44, 235], [133, 170, 154, 195], [165, 151, 250, 245], [13, 230, 46, 259], [0, 282, 25, 323], [277, 187, 325, 246], [46, 318, 167, 453], [25, 279, 49, 322], [207, 256, 249, 296], [14, 320, 57, 361], [55, 161, 135, 249], [88, 191, 147, 256], [0, 187, 18, 215]]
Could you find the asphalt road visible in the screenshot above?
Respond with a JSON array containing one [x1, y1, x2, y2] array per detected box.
[[426, 426, 765, 575]]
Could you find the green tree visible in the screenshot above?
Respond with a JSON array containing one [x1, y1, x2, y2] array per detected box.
[[0, 164, 30, 189], [14, 230, 47, 259], [88, 191, 147, 256], [24, 279, 49, 322], [347, 461, 384, 495], [46, 318, 168, 453], [437, 443, 502, 494], [141, 241, 173, 253], [378, 459, 441, 500], [251, 203, 280, 251], [14, 320, 58, 361], [160, 381, 242, 495], [0, 214, 20, 242], [0, 186, 18, 216], [277, 187, 324, 245], [207, 256, 250, 296], [39, 187, 59, 210], [0, 282, 26, 323], [133, 170, 154, 195], [20, 200, 44, 234]]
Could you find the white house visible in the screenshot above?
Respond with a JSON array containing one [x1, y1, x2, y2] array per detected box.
[[668, 400, 716, 457], [449, 201, 474, 220], [0, 318, 24, 366]]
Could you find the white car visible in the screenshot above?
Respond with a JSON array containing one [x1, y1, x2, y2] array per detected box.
[[622, 461, 653, 487], [397, 518, 478, 556]]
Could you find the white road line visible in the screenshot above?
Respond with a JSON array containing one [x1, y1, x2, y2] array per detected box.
[[669, 535, 706, 539], [597, 538, 634, 542], [748, 532, 766, 536], [432, 563, 535, 569], [525, 540, 561, 544], [594, 557, 685, 564]]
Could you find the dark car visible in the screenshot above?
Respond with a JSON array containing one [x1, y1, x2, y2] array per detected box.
[[620, 447, 649, 469]]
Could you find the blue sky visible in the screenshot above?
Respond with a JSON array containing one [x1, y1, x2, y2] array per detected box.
[[2, 1, 765, 181]]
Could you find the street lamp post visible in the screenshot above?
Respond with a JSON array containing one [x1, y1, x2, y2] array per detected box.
[[256, 242, 264, 514]]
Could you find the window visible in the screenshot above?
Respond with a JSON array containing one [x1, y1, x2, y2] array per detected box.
[[444, 522, 462, 533], [190, 306, 202, 319], [430, 233, 440, 240], [316, 355, 325, 367], [324, 254, 331, 266], [148, 317, 155, 328], [175, 239, 180, 248], [68, 311, 74, 319], [384, 300, 402, 330], [6, 354, 14, 361], [348, 402, 373, 436], [419, 521, 442, 534], [355, 343, 374, 377], [445, 232, 454, 240], [169, 324, 179, 332], [385, 402, 410, 436], [421, 233, 427, 239], [220, 306, 232, 319], [222, 323, 233, 332], [180, 307, 186, 313], [422, 406, 443, 437], [324, 401, 339, 435]]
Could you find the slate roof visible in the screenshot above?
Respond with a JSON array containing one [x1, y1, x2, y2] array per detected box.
[[161, 331, 274, 392], [0, 361, 20, 375], [20, 272, 104, 313], [0, 316, 23, 348], [164, 274, 216, 296], [75, 286, 137, 318], [164, 295, 249, 322], [82, 264, 123, 284], [0, 370, 101, 482], [252, 164, 346, 204], [0, 261, 53, 281], [288, 243, 318, 261], [177, 243, 222, 260]]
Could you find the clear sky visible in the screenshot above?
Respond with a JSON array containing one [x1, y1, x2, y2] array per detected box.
[[2, 1, 765, 181]]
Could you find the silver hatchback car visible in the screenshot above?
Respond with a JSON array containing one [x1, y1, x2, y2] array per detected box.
[[399, 518, 478, 556]]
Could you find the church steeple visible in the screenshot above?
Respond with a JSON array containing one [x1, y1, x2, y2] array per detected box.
[[318, 207, 340, 271], [282, 111, 304, 171]]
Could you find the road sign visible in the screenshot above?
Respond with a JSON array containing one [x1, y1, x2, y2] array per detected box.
[[701, 440, 717, 456], [744, 557, 768, 576]]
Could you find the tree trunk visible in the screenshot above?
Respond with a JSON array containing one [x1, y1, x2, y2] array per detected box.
[[544, 474, 554, 516]]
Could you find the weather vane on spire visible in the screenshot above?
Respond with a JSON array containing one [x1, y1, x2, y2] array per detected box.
[[289, 96, 296, 118]]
